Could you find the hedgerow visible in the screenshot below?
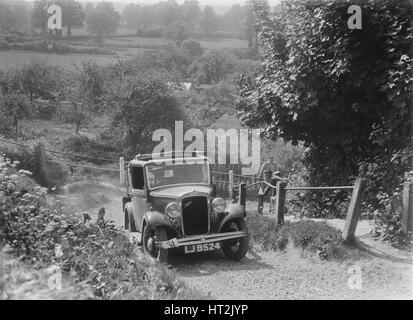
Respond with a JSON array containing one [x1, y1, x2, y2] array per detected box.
[[0, 155, 204, 299]]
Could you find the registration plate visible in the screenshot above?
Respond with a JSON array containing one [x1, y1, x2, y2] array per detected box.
[[184, 242, 221, 254]]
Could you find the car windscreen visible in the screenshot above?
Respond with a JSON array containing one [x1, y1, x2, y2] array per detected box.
[[146, 161, 210, 189]]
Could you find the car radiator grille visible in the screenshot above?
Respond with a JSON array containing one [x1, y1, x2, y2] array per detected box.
[[181, 196, 209, 236]]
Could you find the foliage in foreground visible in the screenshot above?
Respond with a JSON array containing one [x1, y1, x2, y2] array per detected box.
[[370, 175, 413, 247], [0, 155, 203, 299], [246, 212, 358, 261]]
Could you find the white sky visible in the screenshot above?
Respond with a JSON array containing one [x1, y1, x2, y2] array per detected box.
[[89, 0, 280, 5], [18, 0, 281, 7]]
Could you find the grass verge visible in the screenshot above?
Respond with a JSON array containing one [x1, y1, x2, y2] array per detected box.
[[246, 212, 361, 261]]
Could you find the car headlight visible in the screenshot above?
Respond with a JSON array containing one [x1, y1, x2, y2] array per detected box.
[[166, 202, 180, 218], [212, 198, 226, 213]]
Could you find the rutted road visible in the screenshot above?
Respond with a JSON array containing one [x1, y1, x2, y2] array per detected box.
[[65, 182, 413, 300]]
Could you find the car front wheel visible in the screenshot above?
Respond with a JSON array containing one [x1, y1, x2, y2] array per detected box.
[[221, 218, 249, 261], [143, 224, 168, 263]]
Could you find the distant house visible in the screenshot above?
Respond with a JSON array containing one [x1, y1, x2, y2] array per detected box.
[[167, 82, 193, 92]]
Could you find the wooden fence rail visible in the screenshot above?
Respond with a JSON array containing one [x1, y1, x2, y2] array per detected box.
[[223, 173, 366, 244]]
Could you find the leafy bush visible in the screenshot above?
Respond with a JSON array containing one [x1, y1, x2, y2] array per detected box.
[[63, 134, 118, 164], [189, 31, 238, 39], [137, 27, 164, 38], [34, 101, 57, 120], [189, 50, 238, 84], [105, 72, 186, 154], [0, 35, 115, 55], [370, 173, 413, 247], [227, 48, 260, 60], [0, 93, 29, 136], [287, 189, 352, 219], [181, 39, 204, 60], [0, 155, 204, 299], [0, 143, 68, 188], [0, 40, 10, 50], [1, 34, 34, 43], [18, 58, 61, 104]]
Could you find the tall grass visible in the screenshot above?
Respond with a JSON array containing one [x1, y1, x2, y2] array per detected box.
[[246, 212, 359, 260]]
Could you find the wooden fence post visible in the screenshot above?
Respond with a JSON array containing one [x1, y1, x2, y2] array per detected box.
[[229, 170, 234, 201], [0, 249, 4, 297], [274, 181, 287, 225], [239, 183, 246, 209], [402, 182, 413, 234], [119, 157, 125, 185], [36, 142, 50, 186], [343, 178, 366, 243]]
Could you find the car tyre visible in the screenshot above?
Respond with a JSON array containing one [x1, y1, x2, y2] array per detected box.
[[143, 224, 168, 263], [221, 218, 249, 261]]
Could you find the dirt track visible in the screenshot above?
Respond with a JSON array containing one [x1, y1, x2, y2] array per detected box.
[[67, 182, 413, 300]]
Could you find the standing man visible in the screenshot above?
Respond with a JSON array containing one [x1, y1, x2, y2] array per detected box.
[[257, 156, 284, 214]]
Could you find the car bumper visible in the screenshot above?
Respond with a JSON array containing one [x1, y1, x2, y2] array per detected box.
[[157, 231, 247, 250]]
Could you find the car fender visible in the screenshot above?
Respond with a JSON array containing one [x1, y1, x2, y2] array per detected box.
[[218, 203, 246, 232], [144, 211, 176, 231], [124, 202, 137, 232], [125, 201, 133, 216]]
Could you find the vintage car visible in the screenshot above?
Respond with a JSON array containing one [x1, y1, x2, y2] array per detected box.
[[122, 152, 249, 263]]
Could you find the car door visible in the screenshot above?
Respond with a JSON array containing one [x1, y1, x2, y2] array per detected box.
[[129, 166, 149, 232]]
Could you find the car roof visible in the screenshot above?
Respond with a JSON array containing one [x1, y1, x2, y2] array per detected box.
[[129, 151, 209, 166]]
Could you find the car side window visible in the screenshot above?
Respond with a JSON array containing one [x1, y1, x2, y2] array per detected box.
[[130, 166, 144, 190]]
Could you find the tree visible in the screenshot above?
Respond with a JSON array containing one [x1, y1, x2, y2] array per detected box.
[[84, 2, 95, 20], [163, 22, 189, 47], [200, 5, 217, 35], [122, 47, 189, 81], [9, 1, 32, 33], [57, 96, 91, 134], [20, 59, 59, 105], [0, 70, 22, 96], [182, 0, 200, 29], [238, 0, 413, 200], [243, 1, 264, 50], [189, 50, 237, 84], [57, 61, 103, 133], [106, 73, 185, 153], [161, 0, 182, 27], [181, 81, 236, 128], [0, 93, 29, 136], [122, 4, 141, 28], [59, 0, 85, 36], [181, 39, 204, 60], [139, 5, 155, 29], [32, 0, 49, 33], [86, 2, 120, 43], [0, 1, 15, 33], [224, 4, 244, 37]]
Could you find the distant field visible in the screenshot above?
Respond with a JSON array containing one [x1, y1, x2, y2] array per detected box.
[[0, 29, 248, 70], [70, 26, 137, 37], [0, 50, 119, 70], [105, 36, 248, 51], [68, 26, 248, 51]]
